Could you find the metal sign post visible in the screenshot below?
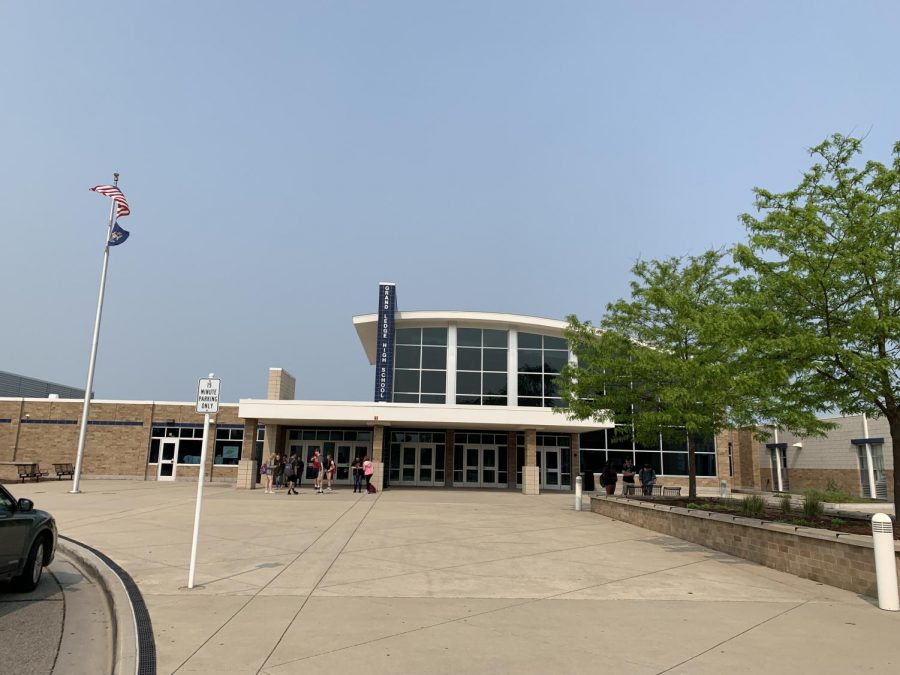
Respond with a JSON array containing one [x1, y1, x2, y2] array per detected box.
[[188, 374, 219, 589]]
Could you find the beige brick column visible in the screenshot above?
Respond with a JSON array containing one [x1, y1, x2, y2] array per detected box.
[[263, 424, 285, 461], [570, 432, 580, 492], [445, 429, 455, 486], [204, 419, 217, 482], [523, 429, 539, 495], [371, 424, 385, 491], [267, 368, 296, 400], [507, 431, 517, 489], [236, 418, 258, 489]]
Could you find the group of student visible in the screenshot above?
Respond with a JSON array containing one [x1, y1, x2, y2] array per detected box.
[[260, 451, 375, 495], [598, 458, 657, 496]]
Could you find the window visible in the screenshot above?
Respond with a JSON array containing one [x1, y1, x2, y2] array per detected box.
[[393, 327, 447, 403], [455, 328, 508, 405], [215, 428, 244, 465], [516, 332, 568, 407]]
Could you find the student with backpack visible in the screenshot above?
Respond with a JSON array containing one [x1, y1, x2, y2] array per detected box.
[[351, 457, 363, 493], [363, 456, 375, 494], [311, 449, 323, 494], [261, 454, 274, 494], [284, 453, 298, 495], [324, 454, 336, 493]]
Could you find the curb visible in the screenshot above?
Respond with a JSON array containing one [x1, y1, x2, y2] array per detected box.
[[57, 535, 156, 675]]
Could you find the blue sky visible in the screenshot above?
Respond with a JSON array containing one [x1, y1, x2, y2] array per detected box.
[[2, 1, 899, 402]]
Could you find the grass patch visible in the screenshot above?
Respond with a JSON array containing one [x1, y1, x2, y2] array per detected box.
[[779, 494, 792, 514]]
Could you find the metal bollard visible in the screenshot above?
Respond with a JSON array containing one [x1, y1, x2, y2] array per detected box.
[[871, 513, 899, 611], [575, 475, 583, 512]]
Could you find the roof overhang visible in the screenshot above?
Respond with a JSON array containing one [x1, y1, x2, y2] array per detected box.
[[352, 311, 569, 364], [238, 399, 609, 433]]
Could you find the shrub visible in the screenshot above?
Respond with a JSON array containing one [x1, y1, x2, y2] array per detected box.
[[779, 494, 792, 514], [826, 478, 840, 493], [686, 502, 701, 510], [830, 518, 846, 528], [803, 490, 824, 518], [741, 495, 766, 517]]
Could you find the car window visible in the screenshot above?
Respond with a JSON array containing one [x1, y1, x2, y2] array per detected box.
[[0, 490, 15, 513]]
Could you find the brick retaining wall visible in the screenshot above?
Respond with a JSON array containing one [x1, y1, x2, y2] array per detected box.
[[590, 495, 900, 598]]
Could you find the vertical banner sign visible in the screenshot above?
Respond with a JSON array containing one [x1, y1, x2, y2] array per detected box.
[[374, 282, 397, 402]]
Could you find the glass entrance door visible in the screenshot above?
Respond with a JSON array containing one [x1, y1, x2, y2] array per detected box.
[[396, 445, 436, 486], [158, 440, 177, 481], [454, 442, 506, 487], [540, 448, 559, 488]]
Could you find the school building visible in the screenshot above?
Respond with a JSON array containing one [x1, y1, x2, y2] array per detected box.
[[12, 283, 886, 497]]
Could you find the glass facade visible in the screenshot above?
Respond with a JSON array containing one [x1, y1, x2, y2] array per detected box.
[[517, 332, 568, 407], [148, 425, 244, 466], [579, 427, 717, 477], [393, 327, 448, 404], [455, 328, 508, 406]]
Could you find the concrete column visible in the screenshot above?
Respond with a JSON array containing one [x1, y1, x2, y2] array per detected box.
[[445, 429, 455, 486], [236, 418, 258, 489], [371, 424, 385, 491], [507, 431, 517, 489], [523, 429, 539, 495]]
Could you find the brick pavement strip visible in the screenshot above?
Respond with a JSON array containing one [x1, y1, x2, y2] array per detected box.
[[13, 480, 900, 675]]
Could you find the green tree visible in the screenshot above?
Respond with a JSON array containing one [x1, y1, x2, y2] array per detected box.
[[560, 250, 742, 498], [735, 134, 900, 515]]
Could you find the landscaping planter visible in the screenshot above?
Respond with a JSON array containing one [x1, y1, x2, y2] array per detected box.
[[590, 495, 900, 598]]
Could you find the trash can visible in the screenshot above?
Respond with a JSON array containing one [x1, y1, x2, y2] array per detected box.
[[582, 471, 594, 492]]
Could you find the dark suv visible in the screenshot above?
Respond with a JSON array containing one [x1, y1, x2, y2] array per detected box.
[[0, 484, 57, 591]]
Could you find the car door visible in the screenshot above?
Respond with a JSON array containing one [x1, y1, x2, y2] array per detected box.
[[0, 487, 31, 577]]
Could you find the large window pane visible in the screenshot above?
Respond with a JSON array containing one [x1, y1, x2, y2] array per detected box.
[[661, 428, 688, 452], [483, 372, 507, 395], [396, 328, 421, 345], [456, 371, 481, 395], [662, 452, 689, 475], [482, 348, 507, 372], [518, 332, 542, 348], [395, 345, 420, 369], [422, 327, 447, 345], [420, 394, 446, 403], [544, 336, 567, 350], [635, 451, 662, 473], [421, 346, 447, 369], [517, 349, 543, 372], [394, 369, 420, 393], [483, 329, 508, 348], [544, 350, 568, 374], [608, 426, 633, 450], [696, 453, 717, 476], [544, 375, 560, 398], [457, 347, 481, 371], [580, 430, 607, 449], [484, 396, 506, 406], [457, 328, 481, 347], [517, 397, 542, 407], [393, 393, 419, 403], [421, 370, 446, 394], [518, 373, 543, 397]]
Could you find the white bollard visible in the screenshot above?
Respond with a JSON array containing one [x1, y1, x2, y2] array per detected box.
[[871, 513, 899, 611], [575, 475, 583, 511]]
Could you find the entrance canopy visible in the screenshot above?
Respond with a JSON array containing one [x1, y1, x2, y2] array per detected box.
[[238, 399, 609, 433]]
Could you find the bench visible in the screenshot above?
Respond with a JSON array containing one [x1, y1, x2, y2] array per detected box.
[[53, 463, 75, 480], [16, 463, 49, 483], [623, 484, 682, 497]]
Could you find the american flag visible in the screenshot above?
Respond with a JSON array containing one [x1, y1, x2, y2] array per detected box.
[[90, 184, 131, 219]]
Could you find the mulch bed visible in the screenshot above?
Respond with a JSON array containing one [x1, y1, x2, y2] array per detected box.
[[627, 496, 900, 540]]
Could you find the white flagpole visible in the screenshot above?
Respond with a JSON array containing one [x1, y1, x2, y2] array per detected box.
[[71, 172, 119, 494]]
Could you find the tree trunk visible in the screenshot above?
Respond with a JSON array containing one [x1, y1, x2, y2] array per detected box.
[[887, 409, 900, 523], [687, 435, 697, 499]]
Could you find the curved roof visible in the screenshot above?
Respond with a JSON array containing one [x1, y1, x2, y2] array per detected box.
[[352, 310, 568, 364]]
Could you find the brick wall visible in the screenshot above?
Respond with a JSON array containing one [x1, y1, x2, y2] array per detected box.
[[590, 495, 900, 598], [0, 398, 243, 483]]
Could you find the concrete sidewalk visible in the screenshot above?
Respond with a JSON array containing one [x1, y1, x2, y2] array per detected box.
[[13, 480, 900, 674]]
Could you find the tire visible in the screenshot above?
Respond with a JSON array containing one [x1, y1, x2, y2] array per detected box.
[[13, 538, 46, 592]]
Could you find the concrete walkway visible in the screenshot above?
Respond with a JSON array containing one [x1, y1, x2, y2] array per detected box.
[[13, 480, 900, 674]]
